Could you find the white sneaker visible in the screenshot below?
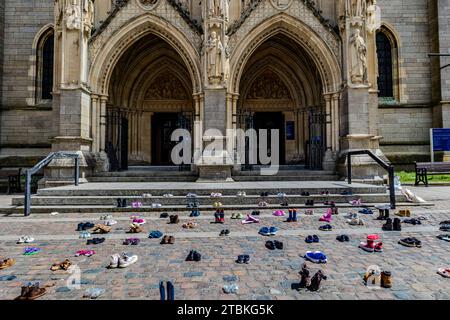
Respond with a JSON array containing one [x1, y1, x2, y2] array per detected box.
[[17, 236, 34, 244], [108, 254, 121, 268], [142, 193, 152, 198], [118, 253, 138, 268], [100, 215, 113, 220], [50, 212, 59, 216], [152, 203, 162, 208], [163, 193, 173, 198]]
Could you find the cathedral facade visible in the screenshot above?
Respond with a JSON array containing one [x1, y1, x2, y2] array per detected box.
[[0, 0, 448, 183]]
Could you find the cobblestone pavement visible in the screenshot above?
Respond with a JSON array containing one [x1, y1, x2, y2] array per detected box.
[[0, 187, 449, 300]]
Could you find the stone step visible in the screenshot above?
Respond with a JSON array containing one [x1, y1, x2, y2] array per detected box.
[[232, 175, 339, 181], [11, 201, 424, 215], [35, 181, 387, 197], [12, 193, 405, 206]]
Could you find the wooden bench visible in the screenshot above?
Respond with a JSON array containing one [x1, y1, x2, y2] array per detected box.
[[415, 162, 450, 186], [0, 168, 22, 194]]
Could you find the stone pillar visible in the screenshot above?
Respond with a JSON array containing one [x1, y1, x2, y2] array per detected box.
[[44, 0, 96, 187], [337, 0, 387, 178], [323, 93, 335, 170], [91, 94, 99, 153], [99, 96, 107, 152], [196, 0, 233, 181]]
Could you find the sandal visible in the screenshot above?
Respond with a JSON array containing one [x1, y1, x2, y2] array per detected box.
[[50, 259, 72, 271], [0, 258, 16, 270]]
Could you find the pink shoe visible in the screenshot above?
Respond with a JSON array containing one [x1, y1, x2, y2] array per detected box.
[[273, 210, 285, 217], [132, 218, 146, 225], [319, 208, 333, 222], [132, 202, 143, 208], [359, 241, 375, 252], [349, 199, 362, 206], [248, 214, 260, 223]]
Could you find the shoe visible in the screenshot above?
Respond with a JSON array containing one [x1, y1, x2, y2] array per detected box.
[[304, 251, 327, 264], [108, 254, 121, 268], [236, 255, 245, 263], [169, 215, 180, 224], [242, 255, 250, 264], [259, 227, 271, 236], [17, 236, 35, 244], [15, 283, 46, 300], [269, 227, 278, 236], [380, 271, 392, 288], [305, 235, 314, 243], [307, 270, 327, 291], [118, 253, 138, 268], [437, 234, 450, 242], [349, 199, 362, 206], [160, 236, 169, 244], [403, 218, 421, 225], [437, 268, 450, 278], [168, 236, 175, 244], [398, 237, 421, 248], [393, 218, 401, 231], [336, 235, 345, 242], [359, 241, 375, 252], [274, 240, 283, 250], [193, 251, 202, 262], [273, 210, 285, 217], [0, 258, 16, 270], [160, 212, 169, 218], [359, 208, 373, 215], [319, 208, 332, 222], [395, 209, 411, 217], [265, 241, 276, 250], [312, 235, 319, 243], [292, 209, 298, 222], [382, 218, 393, 231], [186, 250, 194, 261], [50, 259, 72, 271], [318, 224, 332, 231], [347, 217, 364, 226]]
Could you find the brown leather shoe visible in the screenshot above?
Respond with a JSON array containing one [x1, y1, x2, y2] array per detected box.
[[15, 284, 46, 300], [160, 235, 169, 244], [381, 271, 392, 288], [0, 258, 15, 270], [168, 236, 175, 244], [50, 259, 72, 271], [128, 223, 143, 233]]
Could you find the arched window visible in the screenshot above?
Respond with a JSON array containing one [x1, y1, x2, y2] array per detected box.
[[36, 29, 54, 102], [376, 27, 399, 100]]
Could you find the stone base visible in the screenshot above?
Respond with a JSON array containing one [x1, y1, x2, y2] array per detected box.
[[196, 164, 234, 182]]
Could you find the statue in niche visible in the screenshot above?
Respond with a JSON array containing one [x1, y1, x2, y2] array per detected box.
[[83, 0, 94, 31], [65, 0, 82, 30], [367, 1, 381, 33], [55, 0, 64, 26], [349, 28, 367, 84], [351, 0, 366, 19], [208, 0, 228, 20], [206, 31, 224, 80]]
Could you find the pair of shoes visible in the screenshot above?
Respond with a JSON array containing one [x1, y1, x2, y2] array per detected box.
[[127, 223, 143, 234], [190, 210, 200, 217], [237, 191, 246, 197], [266, 240, 283, 250], [182, 221, 197, 229], [301, 191, 310, 196], [77, 222, 95, 231], [252, 210, 260, 216], [286, 209, 298, 222], [236, 255, 250, 264], [258, 201, 269, 207], [398, 237, 422, 248], [100, 214, 113, 220], [210, 192, 222, 198], [142, 193, 152, 198], [75, 250, 96, 257], [219, 229, 230, 236], [83, 288, 106, 299], [305, 235, 319, 243], [149, 230, 163, 239], [304, 209, 314, 215], [304, 251, 327, 263], [23, 247, 41, 255], [131, 218, 146, 225], [213, 201, 223, 208], [163, 193, 173, 198], [92, 224, 112, 234], [340, 190, 353, 196], [86, 238, 105, 245], [17, 236, 35, 244], [359, 208, 373, 215], [50, 259, 72, 271], [347, 217, 365, 226], [273, 210, 285, 217], [318, 224, 332, 231], [349, 199, 362, 206], [160, 212, 169, 218], [259, 226, 278, 236], [223, 284, 239, 294], [359, 234, 383, 252], [79, 231, 91, 239], [319, 208, 333, 222], [116, 198, 127, 208], [186, 250, 201, 262], [186, 193, 197, 198], [320, 190, 330, 196], [242, 214, 259, 224], [161, 235, 175, 244], [123, 238, 140, 245], [160, 281, 175, 301], [395, 209, 411, 217], [260, 192, 269, 197], [132, 201, 143, 208], [231, 213, 244, 219], [214, 209, 225, 223], [169, 215, 180, 224], [363, 267, 392, 288], [336, 234, 350, 242], [305, 199, 314, 206], [0, 258, 16, 270], [108, 253, 138, 268], [15, 282, 46, 300], [403, 218, 421, 225]]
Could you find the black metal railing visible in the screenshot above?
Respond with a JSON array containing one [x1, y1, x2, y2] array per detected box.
[[24, 152, 80, 216], [346, 149, 396, 209]]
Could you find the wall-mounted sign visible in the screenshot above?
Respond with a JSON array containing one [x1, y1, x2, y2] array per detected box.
[[286, 121, 295, 140], [430, 128, 450, 162]]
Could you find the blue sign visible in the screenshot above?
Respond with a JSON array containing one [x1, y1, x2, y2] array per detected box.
[[286, 121, 295, 140], [432, 128, 450, 151]]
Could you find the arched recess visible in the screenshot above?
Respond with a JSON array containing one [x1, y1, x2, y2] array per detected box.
[[377, 23, 401, 102], [89, 16, 200, 170], [230, 14, 342, 168], [30, 24, 55, 105]]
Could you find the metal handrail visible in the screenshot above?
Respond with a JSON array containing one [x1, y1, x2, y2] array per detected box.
[[346, 149, 396, 209], [24, 152, 80, 216]]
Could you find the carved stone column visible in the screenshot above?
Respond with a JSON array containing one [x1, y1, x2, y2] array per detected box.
[[43, 0, 96, 187]]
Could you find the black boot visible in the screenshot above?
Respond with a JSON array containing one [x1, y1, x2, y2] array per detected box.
[[117, 198, 122, 208], [393, 218, 401, 231], [121, 199, 127, 208], [377, 209, 384, 220], [384, 209, 390, 219], [382, 218, 393, 231]]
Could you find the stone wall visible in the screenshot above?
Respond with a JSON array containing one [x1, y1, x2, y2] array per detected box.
[[0, 0, 54, 167]]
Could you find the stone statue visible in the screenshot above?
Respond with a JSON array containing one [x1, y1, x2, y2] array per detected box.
[[206, 31, 224, 79], [65, 1, 82, 30], [222, 0, 229, 21], [55, 0, 63, 26], [351, 0, 365, 18], [83, 0, 94, 31], [367, 2, 381, 33], [349, 29, 367, 84], [208, 0, 228, 19]]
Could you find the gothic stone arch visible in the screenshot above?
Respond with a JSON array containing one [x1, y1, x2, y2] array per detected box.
[[89, 10, 202, 95], [229, 13, 342, 94]]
